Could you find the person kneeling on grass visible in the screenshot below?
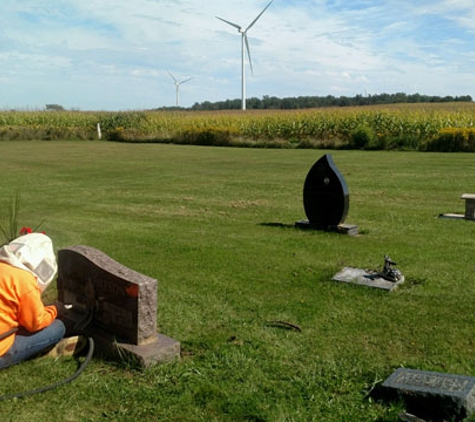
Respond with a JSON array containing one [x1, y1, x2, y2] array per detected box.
[[0, 233, 84, 369]]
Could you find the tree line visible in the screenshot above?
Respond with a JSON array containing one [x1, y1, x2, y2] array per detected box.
[[189, 93, 473, 111]]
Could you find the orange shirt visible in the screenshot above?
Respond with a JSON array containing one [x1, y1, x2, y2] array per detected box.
[[0, 262, 57, 356]]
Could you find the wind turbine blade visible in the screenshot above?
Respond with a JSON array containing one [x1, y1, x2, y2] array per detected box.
[[216, 16, 242, 31], [246, 0, 274, 31], [244, 34, 254, 75], [179, 77, 193, 84], [167, 70, 178, 83]]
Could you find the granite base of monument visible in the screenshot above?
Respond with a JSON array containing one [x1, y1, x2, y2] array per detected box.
[[381, 368, 475, 421], [332, 267, 404, 291], [84, 325, 180, 368], [438, 213, 467, 221], [295, 220, 359, 236], [439, 213, 465, 220]]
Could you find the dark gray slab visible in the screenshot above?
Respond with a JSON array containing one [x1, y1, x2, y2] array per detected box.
[[382, 368, 475, 420], [332, 267, 404, 291]]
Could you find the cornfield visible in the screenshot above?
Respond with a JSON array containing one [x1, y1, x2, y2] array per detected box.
[[2, 102, 475, 151]]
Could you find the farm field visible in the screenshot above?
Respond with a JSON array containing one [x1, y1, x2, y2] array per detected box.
[[2, 102, 475, 151], [0, 141, 475, 421]]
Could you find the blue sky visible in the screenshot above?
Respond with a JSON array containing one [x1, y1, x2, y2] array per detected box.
[[1, 0, 475, 110]]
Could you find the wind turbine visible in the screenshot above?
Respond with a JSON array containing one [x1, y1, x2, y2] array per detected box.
[[168, 71, 192, 107], [216, 0, 274, 110]]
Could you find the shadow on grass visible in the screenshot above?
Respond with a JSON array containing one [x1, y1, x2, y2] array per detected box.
[[259, 222, 296, 229]]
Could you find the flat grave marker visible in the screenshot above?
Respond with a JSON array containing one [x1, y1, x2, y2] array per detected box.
[[332, 256, 404, 291], [381, 368, 475, 420], [332, 267, 404, 291]]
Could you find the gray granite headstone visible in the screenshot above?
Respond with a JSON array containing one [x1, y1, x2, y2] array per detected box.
[[57, 245, 180, 367], [381, 368, 475, 420]]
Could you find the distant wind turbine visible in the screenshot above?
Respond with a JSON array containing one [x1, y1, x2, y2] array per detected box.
[[168, 71, 192, 107], [216, 0, 274, 110]]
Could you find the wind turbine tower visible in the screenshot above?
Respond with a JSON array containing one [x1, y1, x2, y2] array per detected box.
[[168, 71, 192, 107], [216, 0, 274, 110]]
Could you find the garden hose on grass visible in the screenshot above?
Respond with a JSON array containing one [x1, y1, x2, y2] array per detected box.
[[0, 337, 94, 401]]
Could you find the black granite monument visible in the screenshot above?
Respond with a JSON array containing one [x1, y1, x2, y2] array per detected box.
[[296, 154, 357, 235]]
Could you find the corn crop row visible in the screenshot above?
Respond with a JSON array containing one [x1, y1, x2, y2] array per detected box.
[[1, 104, 475, 150]]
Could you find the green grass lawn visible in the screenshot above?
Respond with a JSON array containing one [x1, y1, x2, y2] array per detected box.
[[1, 141, 475, 421]]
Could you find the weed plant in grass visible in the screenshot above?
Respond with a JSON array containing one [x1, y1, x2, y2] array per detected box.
[[0, 141, 474, 421]]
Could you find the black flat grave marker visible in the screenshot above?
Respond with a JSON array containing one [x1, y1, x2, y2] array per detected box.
[[381, 368, 475, 420]]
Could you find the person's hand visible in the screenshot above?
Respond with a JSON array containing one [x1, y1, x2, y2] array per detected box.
[[53, 301, 67, 318]]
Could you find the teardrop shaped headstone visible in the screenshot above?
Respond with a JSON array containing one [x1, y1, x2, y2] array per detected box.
[[303, 154, 349, 227]]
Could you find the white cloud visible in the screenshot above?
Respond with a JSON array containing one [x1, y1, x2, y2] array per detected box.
[[0, 0, 474, 109]]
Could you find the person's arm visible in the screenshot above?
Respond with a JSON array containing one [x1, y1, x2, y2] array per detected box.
[[17, 281, 58, 333]]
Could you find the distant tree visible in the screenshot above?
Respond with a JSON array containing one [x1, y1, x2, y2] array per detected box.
[[188, 93, 472, 111], [45, 104, 65, 111], [408, 93, 421, 103], [262, 96, 281, 109], [338, 96, 351, 107]]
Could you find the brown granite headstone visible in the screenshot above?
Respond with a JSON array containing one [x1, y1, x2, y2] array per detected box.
[[57, 245, 180, 368]]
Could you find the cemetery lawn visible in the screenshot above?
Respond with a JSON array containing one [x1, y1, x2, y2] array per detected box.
[[1, 140, 475, 421]]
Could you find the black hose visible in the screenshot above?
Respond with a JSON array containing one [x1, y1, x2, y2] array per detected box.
[[0, 337, 94, 401]]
